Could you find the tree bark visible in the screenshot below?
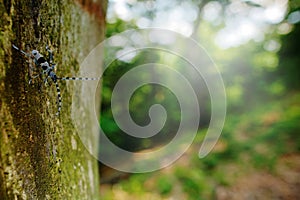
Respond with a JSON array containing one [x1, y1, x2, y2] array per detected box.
[[0, 0, 106, 199]]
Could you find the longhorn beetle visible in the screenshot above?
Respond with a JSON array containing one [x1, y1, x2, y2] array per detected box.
[[12, 44, 99, 116]]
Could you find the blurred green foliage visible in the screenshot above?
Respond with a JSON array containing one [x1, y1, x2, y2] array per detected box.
[[100, 0, 300, 199], [276, 25, 300, 89], [101, 91, 300, 199], [156, 175, 173, 195]]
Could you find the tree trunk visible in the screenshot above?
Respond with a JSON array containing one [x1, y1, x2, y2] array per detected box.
[[0, 0, 106, 199]]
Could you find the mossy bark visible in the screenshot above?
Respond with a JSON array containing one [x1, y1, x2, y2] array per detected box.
[[0, 0, 106, 199]]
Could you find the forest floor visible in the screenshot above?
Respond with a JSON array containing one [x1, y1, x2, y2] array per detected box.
[[211, 154, 300, 200], [100, 152, 300, 200], [99, 92, 300, 200]]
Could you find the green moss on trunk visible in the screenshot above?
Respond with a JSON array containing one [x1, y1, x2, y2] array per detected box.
[[0, 0, 106, 199]]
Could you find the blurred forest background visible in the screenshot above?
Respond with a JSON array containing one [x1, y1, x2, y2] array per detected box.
[[99, 0, 300, 199]]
